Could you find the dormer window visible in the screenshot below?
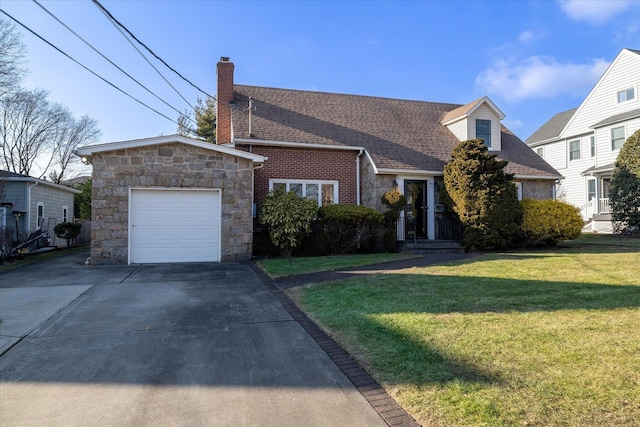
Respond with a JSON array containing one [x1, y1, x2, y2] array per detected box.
[[617, 87, 635, 103], [476, 119, 492, 147]]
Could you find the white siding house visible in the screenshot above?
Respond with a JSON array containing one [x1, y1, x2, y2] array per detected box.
[[526, 48, 640, 233]]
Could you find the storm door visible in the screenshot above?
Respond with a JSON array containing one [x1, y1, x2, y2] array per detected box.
[[404, 181, 428, 239]]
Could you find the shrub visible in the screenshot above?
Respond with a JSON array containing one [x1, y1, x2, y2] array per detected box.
[[317, 204, 384, 254], [609, 129, 640, 232], [380, 189, 406, 252], [54, 222, 82, 249], [259, 190, 318, 256], [444, 138, 522, 249], [520, 199, 582, 246]]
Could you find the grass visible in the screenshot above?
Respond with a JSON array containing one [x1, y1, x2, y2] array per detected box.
[[564, 232, 640, 247], [0, 246, 89, 273], [288, 239, 640, 426], [257, 252, 419, 278]]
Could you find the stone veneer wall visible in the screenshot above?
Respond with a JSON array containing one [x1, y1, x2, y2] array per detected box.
[[359, 156, 395, 212], [90, 142, 254, 264]]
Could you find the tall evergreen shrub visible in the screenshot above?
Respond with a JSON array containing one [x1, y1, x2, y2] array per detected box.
[[609, 130, 640, 233]]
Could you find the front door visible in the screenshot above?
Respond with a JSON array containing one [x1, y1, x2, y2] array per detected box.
[[404, 180, 428, 239]]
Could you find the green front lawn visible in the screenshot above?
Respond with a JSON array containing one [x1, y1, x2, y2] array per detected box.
[[258, 252, 419, 278], [289, 243, 640, 426]]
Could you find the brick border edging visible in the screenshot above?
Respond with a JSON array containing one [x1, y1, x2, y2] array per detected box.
[[249, 263, 420, 427]]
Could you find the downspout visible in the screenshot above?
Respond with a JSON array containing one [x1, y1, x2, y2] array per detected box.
[[26, 180, 38, 233], [356, 149, 364, 205]]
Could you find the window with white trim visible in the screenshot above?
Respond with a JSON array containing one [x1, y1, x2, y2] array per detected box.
[[569, 139, 581, 161], [0, 207, 6, 228], [617, 87, 635, 103], [611, 126, 625, 151], [514, 182, 523, 201], [587, 179, 596, 201], [37, 203, 44, 229], [476, 119, 492, 147], [270, 180, 338, 206], [590, 136, 595, 157], [62, 206, 69, 223], [536, 147, 544, 157]]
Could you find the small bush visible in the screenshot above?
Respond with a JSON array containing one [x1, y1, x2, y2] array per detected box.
[[54, 222, 82, 249], [260, 190, 318, 256], [318, 204, 384, 254], [520, 199, 583, 246]]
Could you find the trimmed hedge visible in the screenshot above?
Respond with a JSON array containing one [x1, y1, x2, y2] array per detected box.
[[317, 204, 384, 254], [520, 199, 582, 246]]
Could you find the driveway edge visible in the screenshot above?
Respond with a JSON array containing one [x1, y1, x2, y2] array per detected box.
[[249, 262, 420, 427]]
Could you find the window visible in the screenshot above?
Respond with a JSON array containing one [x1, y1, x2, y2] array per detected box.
[[36, 203, 45, 229], [617, 87, 635, 103], [270, 180, 338, 206], [62, 206, 69, 223], [514, 182, 523, 201], [590, 136, 595, 157], [587, 179, 596, 201], [476, 119, 492, 147], [569, 139, 581, 161], [536, 147, 544, 157], [611, 126, 625, 150], [0, 207, 5, 228]]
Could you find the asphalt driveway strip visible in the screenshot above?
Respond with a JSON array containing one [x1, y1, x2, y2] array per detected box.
[[0, 251, 419, 426]]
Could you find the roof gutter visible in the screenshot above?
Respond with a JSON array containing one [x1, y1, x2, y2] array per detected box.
[[356, 149, 363, 205], [233, 138, 365, 152]]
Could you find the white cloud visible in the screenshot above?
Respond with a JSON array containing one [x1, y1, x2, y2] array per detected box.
[[476, 56, 610, 102], [518, 31, 534, 43], [558, 0, 636, 25]]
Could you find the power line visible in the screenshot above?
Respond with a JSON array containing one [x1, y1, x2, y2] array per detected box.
[[0, 8, 188, 129], [31, 0, 197, 127], [93, 1, 196, 110], [91, 0, 215, 101]]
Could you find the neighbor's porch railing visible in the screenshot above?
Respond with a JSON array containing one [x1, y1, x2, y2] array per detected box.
[[599, 198, 611, 213], [396, 214, 405, 240]]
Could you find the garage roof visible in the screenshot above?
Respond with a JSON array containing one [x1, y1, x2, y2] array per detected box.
[[77, 134, 266, 164]]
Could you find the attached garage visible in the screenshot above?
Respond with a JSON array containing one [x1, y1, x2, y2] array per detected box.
[[129, 189, 221, 263], [76, 135, 265, 265]]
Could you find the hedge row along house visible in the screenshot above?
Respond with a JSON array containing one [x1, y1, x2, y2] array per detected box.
[[77, 57, 560, 264], [526, 48, 640, 233]]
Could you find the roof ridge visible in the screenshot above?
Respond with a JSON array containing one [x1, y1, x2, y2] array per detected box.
[[234, 84, 463, 108]]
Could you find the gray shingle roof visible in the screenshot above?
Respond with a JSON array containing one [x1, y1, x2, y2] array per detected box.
[[525, 107, 578, 146], [591, 108, 640, 128], [231, 85, 560, 178]]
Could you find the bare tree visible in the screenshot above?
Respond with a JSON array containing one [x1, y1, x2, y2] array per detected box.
[[1, 88, 100, 180], [0, 18, 26, 97], [50, 115, 100, 183]]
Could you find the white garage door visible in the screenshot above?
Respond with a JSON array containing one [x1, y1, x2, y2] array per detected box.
[[129, 189, 221, 263]]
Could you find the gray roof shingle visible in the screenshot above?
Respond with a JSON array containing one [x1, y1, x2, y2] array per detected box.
[[525, 107, 578, 146], [231, 85, 560, 178], [591, 108, 640, 128]]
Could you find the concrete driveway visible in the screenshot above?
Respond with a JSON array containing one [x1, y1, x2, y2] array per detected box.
[[0, 251, 387, 426]]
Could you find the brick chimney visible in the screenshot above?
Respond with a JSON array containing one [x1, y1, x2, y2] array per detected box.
[[216, 57, 234, 144]]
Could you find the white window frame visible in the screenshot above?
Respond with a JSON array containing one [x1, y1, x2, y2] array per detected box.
[[0, 207, 6, 228], [587, 178, 596, 202], [536, 147, 544, 157], [590, 136, 595, 158], [616, 87, 635, 104], [611, 126, 625, 151], [62, 205, 69, 223], [269, 179, 339, 207], [37, 202, 44, 229], [475, 119, 492, 148], [569, 139, 581, 161], [514, 182, 523, 201]]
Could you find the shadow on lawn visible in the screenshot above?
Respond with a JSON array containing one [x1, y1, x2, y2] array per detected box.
[[301, 273, 640, 387]]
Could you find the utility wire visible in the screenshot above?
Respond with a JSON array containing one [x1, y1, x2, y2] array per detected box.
[[91, 0, 215, 101], [32, 0, 197, 127], [1, 9, 186, 129], [92, 1, 195, 110]]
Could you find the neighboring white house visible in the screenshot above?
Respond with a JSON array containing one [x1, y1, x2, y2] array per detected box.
[[526, 48, 640, 233]]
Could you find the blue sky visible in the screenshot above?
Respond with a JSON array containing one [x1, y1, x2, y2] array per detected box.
[[2, 0, 639, 146]]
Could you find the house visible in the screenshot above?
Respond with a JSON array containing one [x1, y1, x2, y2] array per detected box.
[[0, 170, 80, 249], [217, 58, 560, 243], [526, 48, 640, 233], [77, 57, 560, 265]]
